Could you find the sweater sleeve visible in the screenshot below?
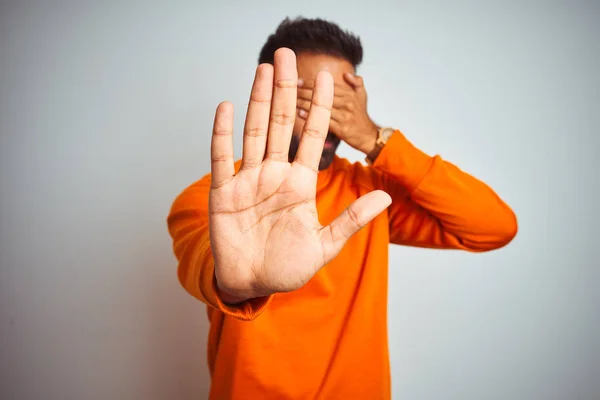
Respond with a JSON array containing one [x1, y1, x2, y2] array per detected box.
[[166, 164, 273, 321], [371, 130, 518, 251]]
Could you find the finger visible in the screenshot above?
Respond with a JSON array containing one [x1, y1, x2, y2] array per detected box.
[[329, 108, 344, 123], [321, 190, 392, 261], [344, 72, 365, 92], [296, 111, 343, 139], [265, 48, 298, 162], [296, 98, 318, 120], [294, 70, 334, 170], [297, 108, 308, 119], [298, 89, 348, 110], [297, 107, 343, 126], [328, 118, 343, 136], [297, 88, 313, 102], [241, 63, 274, 169], [211, 102, 235, 188], [299, 78, 349, 92], [296, 98, 311, 112]]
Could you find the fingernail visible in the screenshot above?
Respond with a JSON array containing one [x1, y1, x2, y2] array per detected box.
[[298, 109, 308, 118], [297, 78, 304, 87]]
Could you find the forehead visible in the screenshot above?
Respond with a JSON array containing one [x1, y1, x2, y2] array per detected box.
[[296, 52, 355, 84]]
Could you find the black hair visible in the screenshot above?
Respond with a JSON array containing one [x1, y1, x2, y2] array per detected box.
[[258, 17, 363, 69]]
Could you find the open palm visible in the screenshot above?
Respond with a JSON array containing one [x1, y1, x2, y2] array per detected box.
[[209, 48, 391, 303]]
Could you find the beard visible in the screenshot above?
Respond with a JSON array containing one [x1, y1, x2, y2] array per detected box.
[[288, 132, 341, 171]]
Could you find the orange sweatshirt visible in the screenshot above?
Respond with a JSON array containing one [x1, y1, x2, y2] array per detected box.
[[167, 130, 517, 399]]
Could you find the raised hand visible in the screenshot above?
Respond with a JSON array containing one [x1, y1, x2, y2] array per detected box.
[[209, 48, 391, 304], [296, 72, 379, 154]]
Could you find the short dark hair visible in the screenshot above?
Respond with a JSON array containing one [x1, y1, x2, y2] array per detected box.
[[258, 17, 363, 69]]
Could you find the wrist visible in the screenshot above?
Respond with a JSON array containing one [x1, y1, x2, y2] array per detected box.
[[215, 275, 253, 305], [366, 143, 384, 163], [359, 122, 380, 154], [365, 126, 395, 165], [216, 285, 248, 305]]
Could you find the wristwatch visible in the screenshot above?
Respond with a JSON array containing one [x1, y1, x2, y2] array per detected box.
[[365, 127, 395, 165]]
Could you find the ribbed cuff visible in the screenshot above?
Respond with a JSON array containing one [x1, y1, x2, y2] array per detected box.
[[200, 244, 273, 321]]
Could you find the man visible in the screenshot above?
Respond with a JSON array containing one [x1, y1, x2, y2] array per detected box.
[[167, 17, 517, 399]]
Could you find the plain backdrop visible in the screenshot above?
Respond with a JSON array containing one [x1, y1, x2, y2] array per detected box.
[[1, 0, 598, 399]]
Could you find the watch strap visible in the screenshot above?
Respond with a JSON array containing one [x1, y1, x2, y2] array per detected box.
[[365, 127, 394, 165]]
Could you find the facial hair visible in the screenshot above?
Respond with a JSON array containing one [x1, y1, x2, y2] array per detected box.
[[288, 133, 341, 171]]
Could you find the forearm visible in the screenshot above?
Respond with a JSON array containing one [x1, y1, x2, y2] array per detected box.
[[372, 131, 518, 250], [167, 208, 216, 305]]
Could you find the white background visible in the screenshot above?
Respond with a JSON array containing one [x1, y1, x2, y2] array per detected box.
[[1, 0, 598, 399]]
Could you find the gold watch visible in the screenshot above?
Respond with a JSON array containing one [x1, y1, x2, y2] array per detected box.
[[365, 127, 395, 165]]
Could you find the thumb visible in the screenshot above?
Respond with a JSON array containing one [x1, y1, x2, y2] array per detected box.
[[320, 190, 392, 262]]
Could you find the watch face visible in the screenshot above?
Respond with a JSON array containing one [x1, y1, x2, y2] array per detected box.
[[381, 128, 394, 142]]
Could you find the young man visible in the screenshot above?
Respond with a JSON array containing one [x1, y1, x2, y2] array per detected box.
[[167, 18, 517, 400]]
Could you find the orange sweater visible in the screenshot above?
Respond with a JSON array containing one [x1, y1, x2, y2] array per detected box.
[[167, 131, 517, 399]]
